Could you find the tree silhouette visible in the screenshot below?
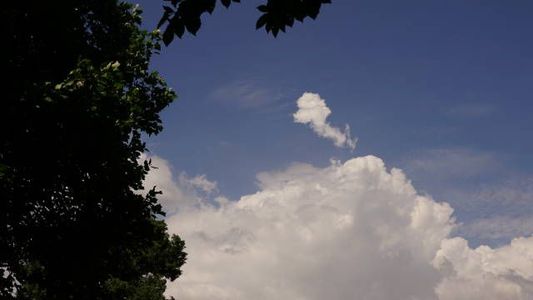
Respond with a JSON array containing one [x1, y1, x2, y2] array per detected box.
[[2, 2, 185, 299]]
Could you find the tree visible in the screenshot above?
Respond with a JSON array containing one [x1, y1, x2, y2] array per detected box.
[[1, 0, 329, 298], [1, 1, 185, 299]]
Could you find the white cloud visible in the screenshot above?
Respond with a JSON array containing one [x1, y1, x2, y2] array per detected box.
[[293, 92, 357, 150], [156, 154, 533, 299], [185, 175, 218, 194]]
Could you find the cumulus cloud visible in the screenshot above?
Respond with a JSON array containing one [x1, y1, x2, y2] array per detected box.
[[153, 154, 533, 300], [293, 92, 357, 150], [434, 237, 533, 300]]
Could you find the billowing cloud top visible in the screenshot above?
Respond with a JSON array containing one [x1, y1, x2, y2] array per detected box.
[[146, 154, 533, 300], [293, 92, 357, 150]]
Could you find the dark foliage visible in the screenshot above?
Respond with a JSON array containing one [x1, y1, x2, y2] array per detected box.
[[1, 1, 186, 299], [158, 0, 332, 45]]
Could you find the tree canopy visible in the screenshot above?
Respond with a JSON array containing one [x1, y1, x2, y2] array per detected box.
[[2, 1, 185, 299]]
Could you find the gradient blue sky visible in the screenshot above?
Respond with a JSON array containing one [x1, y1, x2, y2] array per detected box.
[[136, 0, 533, 246]]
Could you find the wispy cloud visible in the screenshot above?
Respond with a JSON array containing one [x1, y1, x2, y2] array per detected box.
[[454, 177, 533, 225], [446, 102, 496, 118], [210, 80, 284, 110], [183, 174, 218, 194], [293, 92, 357, 150], [403, 147, 499, 180], [457, 215, 533, 245]]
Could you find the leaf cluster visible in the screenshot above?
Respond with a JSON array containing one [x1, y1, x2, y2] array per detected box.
[[158, 0, 331, 45]]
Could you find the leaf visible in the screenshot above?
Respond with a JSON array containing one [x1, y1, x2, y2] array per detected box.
[[220, 0, 231, 8], [256, 14, 268, 29], [157, 10, 171, 28], [173, 19, 185, 38], [272, 27, 279, 37], [287, 17, 294, 27], [257, 5, 268, 12], [184, 18, 201, 35], [205, 0, 217, 14], [162, 27, 175, 46]]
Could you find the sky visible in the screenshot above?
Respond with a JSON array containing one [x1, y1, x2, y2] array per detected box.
[[133, 1, 533, 299]]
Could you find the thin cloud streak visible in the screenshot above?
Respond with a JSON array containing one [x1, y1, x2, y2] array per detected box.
[[210, 80, 284, 110]]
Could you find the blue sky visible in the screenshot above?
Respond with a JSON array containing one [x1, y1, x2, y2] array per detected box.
[[135, 0, 533, 247]]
